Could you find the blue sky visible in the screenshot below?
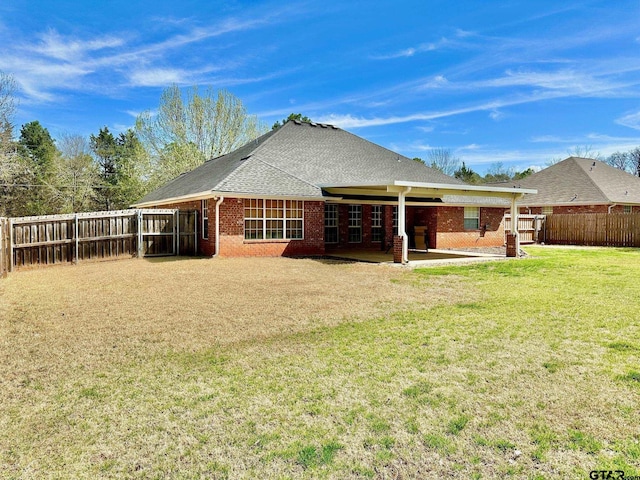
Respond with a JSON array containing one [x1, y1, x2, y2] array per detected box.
[[1, 0, 640, 174]]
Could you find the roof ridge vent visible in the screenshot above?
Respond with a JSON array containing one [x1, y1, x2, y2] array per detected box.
[[320, 123, 328, 128], [309, 122, 317, 127], [293, 120, 301, 125]]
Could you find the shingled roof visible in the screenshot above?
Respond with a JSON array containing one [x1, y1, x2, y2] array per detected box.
[[514, 157, 640, 206], [134, 120, 471, 206]]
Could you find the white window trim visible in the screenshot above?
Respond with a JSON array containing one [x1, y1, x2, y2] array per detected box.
[[371, 205, 382, 243], [348, 204, 362, 243], [324, 204, 339, 244], [464, 206, 480, 230], [202, 199, 209, 239], [243, 199, 304, 240]]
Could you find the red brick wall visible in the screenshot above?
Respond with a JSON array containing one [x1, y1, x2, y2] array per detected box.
[[434, 206, 506, 248], [217, 198, 325, 257], [153, 198, 324, 257]]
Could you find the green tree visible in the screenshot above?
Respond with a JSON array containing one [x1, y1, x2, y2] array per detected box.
[[512, 168, 534, 180], [90, 127, 150, 210], [482, 162, 514, 183], [272, 113, 312, 130], [454, 162, 482, 184], [17, 120, 61, 214], [136, 85, 266, 186], [90, 127, 119, 210]]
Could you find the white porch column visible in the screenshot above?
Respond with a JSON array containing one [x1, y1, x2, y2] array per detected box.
[[398, 187, 411, 263], [511, 195, 520, 256]]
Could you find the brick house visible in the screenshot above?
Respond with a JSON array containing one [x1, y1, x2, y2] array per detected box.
[[513, 157, 640, 215], [133, 121, 533, 262]]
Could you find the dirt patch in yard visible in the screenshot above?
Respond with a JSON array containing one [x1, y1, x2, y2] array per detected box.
[[0, 256, 472, 382]]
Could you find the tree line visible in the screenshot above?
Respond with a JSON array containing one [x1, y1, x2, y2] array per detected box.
[[422, 144, 640, 184], [3, 67, 640, 217], [415, 148, 534, 184], [0, 74, 267, 217]]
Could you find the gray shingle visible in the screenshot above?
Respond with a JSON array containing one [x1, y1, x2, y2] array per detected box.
[[135, 121, 476, 205], [515, 157, 640, 205]]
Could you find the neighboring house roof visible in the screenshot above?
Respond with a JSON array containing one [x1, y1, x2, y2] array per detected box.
[[134, 120, 517, 207], [513, 157, 640, 206]]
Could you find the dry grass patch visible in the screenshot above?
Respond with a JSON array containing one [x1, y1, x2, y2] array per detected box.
[[1, 249, 639, 479], [0, 256, 464, 384]]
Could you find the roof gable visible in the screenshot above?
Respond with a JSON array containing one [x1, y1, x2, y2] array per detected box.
[[516, 157, 640, 206], [135, 120, 462, 205]]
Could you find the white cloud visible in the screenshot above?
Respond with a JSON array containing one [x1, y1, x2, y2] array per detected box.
[[1, 5, 292, 103], [128, 68, 190, 87], [616, 110, 640, 131], [29, 29, 125, 62], [371, 39, 447, 60], [489, 109, 504, 121], [420, 75, 449, 89]]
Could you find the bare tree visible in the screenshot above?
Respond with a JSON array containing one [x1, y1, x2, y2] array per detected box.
[[605, 151, 631, 172], [568, 145, 603, 160], [427, 147, 461, 176], [55, 133, 99, 212], [0, 71, 18, 171], [629, 147, 640, 177], [136, 85, 268, 186], [0, 72, 29, 216]]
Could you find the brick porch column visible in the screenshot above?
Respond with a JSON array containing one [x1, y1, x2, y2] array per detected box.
[[393, 235, 404, 263], [506, 233, 518, 257]]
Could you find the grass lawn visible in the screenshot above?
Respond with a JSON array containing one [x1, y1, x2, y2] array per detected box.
[[0, 247, 639, 479]]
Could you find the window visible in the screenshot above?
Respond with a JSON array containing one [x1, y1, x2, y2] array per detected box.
[[464, 207, 480, 230], [243, 199, 304, 240], [624, 205, 632, 214], [371, 205, 382, 242], [286, 200, 304, 239], [324, 204, 339, 244], [348, 205, 362, 243], [542, 206, 553, 215], [202, 199, 209, 239], [392, 206, 398, 231]]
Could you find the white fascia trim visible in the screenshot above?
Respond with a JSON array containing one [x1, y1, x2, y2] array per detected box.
[[131, 191, 216, 208], [392, 180, 537, 196], [211, 192, 325, 201], [132, 191, 326, 207]]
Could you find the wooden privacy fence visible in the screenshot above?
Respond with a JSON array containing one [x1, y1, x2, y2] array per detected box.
[[1, 217, 9, 278], [545, 213, 640, 247], [504, 214, 546, 244], [2, 209, 197, 272]]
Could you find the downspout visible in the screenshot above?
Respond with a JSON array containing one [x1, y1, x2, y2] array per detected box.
[[398, 186, 412, 263], [608, 204, 617, 214], [213, 196, 224, 257]]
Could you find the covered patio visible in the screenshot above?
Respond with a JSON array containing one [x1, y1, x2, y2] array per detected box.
[[322, 180, 537, 263], [324, 247, 505, 265]]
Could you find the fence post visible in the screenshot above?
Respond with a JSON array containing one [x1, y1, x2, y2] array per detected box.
[[74, 214, 79, 264], [137, 210, 144, 258], [175, 210, 179, 256], [8, 218, 14, 272], [0, 218, 5, 277]]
